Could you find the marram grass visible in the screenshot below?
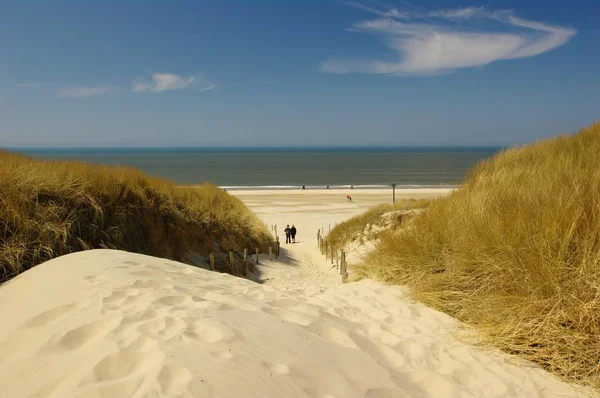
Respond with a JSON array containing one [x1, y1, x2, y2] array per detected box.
[[347, 121, 600, 389], [327, 199, 430, 247], [0, 151, 272, 282]]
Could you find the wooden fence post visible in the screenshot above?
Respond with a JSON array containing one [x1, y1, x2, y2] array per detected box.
[[210, 253, 215, 271], [341, 250, 348, 283], [276, 237, 280, 258], [243, 248, 248, 276], [325, 241, 328, 259], [256, 247, 260, 264], [269, 246, 273, 260], [330, 244, 334, 264], [229, 251, 234, 274]]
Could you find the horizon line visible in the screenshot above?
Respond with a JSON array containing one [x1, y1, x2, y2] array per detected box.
[[5, 145, 507, 151]]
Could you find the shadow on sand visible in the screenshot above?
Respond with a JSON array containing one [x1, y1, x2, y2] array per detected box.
[[246, 246, 301, 284]]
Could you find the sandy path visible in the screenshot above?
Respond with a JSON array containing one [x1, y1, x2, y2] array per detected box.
[[232, 188, 447, 289], [0, 189, 592, 397]]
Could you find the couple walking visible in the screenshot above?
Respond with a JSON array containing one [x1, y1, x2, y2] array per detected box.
[[284, 224, 297, 244]]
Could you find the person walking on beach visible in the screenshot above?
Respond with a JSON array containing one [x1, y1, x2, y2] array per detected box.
[[291, 225, 297, 243], [284, 224, 292, 244]]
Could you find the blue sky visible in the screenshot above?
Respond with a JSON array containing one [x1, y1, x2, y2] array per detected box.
[[1, 0, 599, 147]]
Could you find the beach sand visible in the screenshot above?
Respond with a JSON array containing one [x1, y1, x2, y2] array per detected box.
[[0, 188, 591, 397]]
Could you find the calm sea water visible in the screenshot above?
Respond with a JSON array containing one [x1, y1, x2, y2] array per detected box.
[[16, 147, 502, 188]]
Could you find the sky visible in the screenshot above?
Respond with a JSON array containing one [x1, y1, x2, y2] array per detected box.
[[1, 0, 599, 147]]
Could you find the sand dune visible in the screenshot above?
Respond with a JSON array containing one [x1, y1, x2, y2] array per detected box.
[[0, 189, 591, 397], [0, 250, 586, 398]]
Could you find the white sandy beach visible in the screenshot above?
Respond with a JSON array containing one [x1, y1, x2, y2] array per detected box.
[[0, 188, 591, 397]]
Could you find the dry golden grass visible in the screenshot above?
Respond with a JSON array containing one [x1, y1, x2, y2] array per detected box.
[[352, 121, 600, 389], [0, 151, 273, 282], [328, 200, 429, 247]]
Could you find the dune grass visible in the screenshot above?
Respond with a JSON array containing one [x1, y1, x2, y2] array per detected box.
[[0, 151, 273, 282], [352, 121, 600, 389], [327, 200, 430, 247]]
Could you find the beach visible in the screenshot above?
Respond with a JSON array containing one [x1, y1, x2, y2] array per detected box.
[[0, 187, 591, 397]]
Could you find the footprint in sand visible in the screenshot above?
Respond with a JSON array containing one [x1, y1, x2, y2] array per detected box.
[[131, 279, 170, 289], [120, 335, 158, 353], [84, 275, 107, 284], [364, 387, 411, 398], [377, 344, 407, 367], [210, 350, 234, 361], [102, 290, 139, 311], [102, 290, 128, 303], [173, 286, 194, 294], [302, 389, 338, 398], [184, 318, 236, 343], [91, 349, 163, 382], [309, 321, 358, 350], [53, 318, 121, 351], [262, 362, 291, 376], [155, 295, 192, 307], [397, 340, 424, 359], [158, 365, 193, 397], [20, 302, 79, 329]]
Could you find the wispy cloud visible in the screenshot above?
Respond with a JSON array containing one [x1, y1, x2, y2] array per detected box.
[[17, 83, 40, 88], [57, 86, 117, 98], [321, 5, 577, 76], [132, 73, 199, 93], [198, 84, 219, 92]]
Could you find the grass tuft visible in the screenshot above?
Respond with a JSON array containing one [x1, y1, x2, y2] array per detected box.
[[0, 151, 272, 282]]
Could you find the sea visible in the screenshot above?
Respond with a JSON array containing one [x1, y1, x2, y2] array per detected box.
[[15, 147, 502, 189]]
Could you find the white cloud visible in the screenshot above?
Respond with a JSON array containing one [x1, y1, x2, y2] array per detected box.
[[321, 5, 576, 76], [198, 84, 219, 92], [428, 7, 484, 19], [345, 1, 410, 19], [132, 73, 196, 93], [57, 86, 117, 98], [17, 83, 39, 88]]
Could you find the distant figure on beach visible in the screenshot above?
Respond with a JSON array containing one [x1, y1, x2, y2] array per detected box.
[[291, 225, 297, 243], [284, 224, 292, 244], [327, 185, 329, 189], [346, 195, 352, 202], [302, 185, 305, 190]]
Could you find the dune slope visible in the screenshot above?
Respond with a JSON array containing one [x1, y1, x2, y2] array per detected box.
[[0, 249, 586, 398], [0, 151, 272, 282], [351, 121, 600, 388]]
